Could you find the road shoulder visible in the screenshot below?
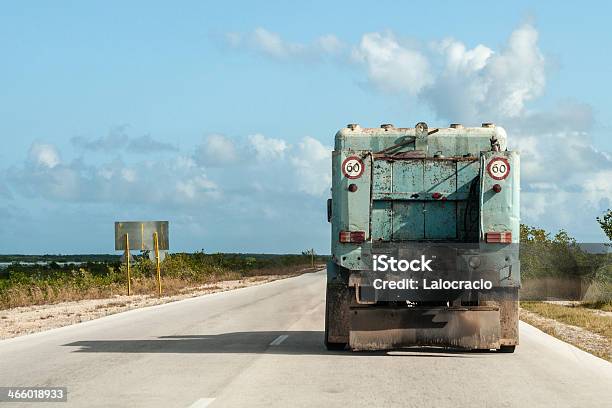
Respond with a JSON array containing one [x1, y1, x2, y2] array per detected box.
[[520, 306, 611, 361], [0, 274, 301, 340]]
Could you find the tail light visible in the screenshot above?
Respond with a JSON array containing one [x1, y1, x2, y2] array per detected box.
[[485, 231, 512, 243], [339, 230, 366, 243]]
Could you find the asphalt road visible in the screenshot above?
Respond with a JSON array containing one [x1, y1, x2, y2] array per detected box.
[[1, 270, 611, 407]]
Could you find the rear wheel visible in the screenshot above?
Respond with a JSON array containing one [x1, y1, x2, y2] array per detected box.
[[499, 345, 516, 353]]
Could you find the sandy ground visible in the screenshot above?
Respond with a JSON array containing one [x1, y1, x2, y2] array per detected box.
[[0, 274, 296, 340], [520, 308, 611, 361]]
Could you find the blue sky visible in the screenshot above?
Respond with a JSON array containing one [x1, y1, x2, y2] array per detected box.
[[1, 1, 611, 254]]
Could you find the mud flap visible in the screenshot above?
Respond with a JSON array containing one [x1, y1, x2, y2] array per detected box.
[[499, 290, 519, 346], [325, 284, 351, 346], [349, 307, 501, 351]]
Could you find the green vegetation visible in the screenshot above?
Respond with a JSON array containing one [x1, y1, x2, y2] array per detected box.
[[519, 224, 611, 303], [0, 252, 328, 309], [520, 215, 611, 360], [596, 209, 612, 242], [520, 224, 609, 280]]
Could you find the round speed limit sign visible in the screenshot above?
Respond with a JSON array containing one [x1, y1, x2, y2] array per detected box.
[[487, 157, 510, 180], [342, 156, 365, 179]]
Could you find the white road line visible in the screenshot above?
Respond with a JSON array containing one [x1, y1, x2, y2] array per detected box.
[[269, 334, 289, 346], [187, 397, 215, 408]]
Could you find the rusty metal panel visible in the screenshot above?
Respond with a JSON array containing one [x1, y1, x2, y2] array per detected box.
[[392, 160, 423, 194], [392, 202, 424, 240], [349, 307, 501, 351], [424, 201, 457, 239], [372, 160, 392, 193], [371, 201, 392, 241], [424, 160, 456, 194], [115, 221, 169, 250], [456, 161, 480, 198]]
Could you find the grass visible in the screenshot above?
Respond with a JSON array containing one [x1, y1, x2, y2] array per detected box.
[[0, 252, 326, 310], [521, 301, 612, 340], [581, 300, 612, 312], [521, 301, 612, 361]]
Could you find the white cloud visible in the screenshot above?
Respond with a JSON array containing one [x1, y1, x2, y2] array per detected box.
[[9, 144, 222, 207], [583, 170, 612, 206], [352, 32, 432, 95], [120, 168, 137, 183], [196, 134, 238, 166], [127, 135, 177, 152], [71, 125, 128, 151], [173, 155, 198, 171], [226, 27, 344, 60], [290, 137, 331, 196], [29, 143, 60, 168], [482, 23, 545, 117], [317, 34, 343, 54], [435, 40, 493, 74], [8, 134, 333, 211], [248, 133, 288, 161], [175, 174, 220, 201], [225, 24, 544, 122], [341, 23, 546, 121], [512, 129, 612, 239], [71, 126, 177, 153], [252, 27, 303, 58], [424, 24, 545, 122], [513, 131, 611, 185]]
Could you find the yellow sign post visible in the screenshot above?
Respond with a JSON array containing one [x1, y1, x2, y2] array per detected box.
[[153, 231, 162, 296], [125, 233, 132, 295], [115, 221, 168, 297]]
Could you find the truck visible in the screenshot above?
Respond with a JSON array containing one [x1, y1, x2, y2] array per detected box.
[[325, 122, 520, 352]]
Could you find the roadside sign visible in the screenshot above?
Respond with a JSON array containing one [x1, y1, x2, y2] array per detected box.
[[115, 221, 169, 296], [114, 221, 169, 250]]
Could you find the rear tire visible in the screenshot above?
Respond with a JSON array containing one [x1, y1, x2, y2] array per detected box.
[[499, 345, 516, 353]]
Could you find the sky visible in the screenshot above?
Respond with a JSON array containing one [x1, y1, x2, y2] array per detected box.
[[0, 1, 611, 254]]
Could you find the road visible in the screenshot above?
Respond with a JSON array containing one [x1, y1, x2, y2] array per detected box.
[[1, 270, 611, 407]]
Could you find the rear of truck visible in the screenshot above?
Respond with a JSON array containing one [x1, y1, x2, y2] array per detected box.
[[325, 122, 520, 352]]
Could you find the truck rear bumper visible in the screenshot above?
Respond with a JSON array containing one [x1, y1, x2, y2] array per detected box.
[[349, 306, 501, 351]]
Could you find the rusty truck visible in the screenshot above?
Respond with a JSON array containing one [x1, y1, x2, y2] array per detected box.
[[325, 122, 520, 352]]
